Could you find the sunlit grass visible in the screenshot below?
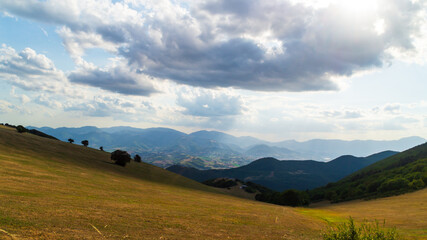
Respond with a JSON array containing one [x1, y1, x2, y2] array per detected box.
[[1, 125, 425, 239], [0, 126, 324, 239], [299, 189, 427, 239]]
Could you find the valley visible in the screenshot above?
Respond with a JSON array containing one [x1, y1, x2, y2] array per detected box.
[[0, 125, 426, 239], [28, 126, 425, 170]]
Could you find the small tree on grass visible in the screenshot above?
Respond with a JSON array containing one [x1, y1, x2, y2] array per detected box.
[[99, 146, 104, 151], [16, 125, 27, 133], [111, 150, 131, 167], [68, 138, 74, 144], [134, 154, 142, 163], [81, 140, 89, 147]]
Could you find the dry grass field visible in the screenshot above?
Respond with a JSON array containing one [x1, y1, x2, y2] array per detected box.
[[1, 125, 426, 239], [300, 189, 427, 239], [0, 126, 325, 239]]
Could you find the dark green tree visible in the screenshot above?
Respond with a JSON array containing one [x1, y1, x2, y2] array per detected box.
[[278, 189, 310, 207], [134, 154, 142, 163], [81, 140, 89, 147], [16, 125, 27, 133], [68, 138, 74, 144], [99, 146, 104, 151], [111, 150, 131, 167]]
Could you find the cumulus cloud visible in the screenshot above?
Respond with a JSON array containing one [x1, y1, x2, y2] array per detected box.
[[0, 45, 68, 92], [383, 103, 401, 114], [68, 59, 158, 96], [64, 95, 153, 118], [177, 89, 245, 117], [343, 110, 363, 119], [1, 0, 425, 92], [34, 94, 63, 109], [321, 109, 363, 119], [0, 100, 15, 113], [0, 45, 158, 96]]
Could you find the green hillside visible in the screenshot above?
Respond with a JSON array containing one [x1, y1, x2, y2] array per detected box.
[[310, 142, 427, 203], [0, 125, 325, 239], [167, 151, 397, 191]]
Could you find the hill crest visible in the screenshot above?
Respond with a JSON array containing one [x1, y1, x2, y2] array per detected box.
[[167, 151, 398, 191]]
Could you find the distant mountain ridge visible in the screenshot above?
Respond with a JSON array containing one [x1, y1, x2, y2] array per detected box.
[[167, 151, 398, 191], [28, 125, 424, 169]]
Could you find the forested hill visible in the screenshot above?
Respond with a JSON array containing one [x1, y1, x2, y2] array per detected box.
[[310, 142, 427, 203], [167, 151, 397, 191]]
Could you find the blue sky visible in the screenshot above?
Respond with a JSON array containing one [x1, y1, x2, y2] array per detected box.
[[0, 0, 426, 141]]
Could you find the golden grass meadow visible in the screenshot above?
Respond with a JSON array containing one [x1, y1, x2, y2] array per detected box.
[[0, 125, 426, 239]]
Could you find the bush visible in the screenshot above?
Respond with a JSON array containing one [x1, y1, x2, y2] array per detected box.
[[323, 217, 399, 240], [134, 154, 142, 162], [111, 150, 131, 167], [81, 140, 89, 147], [422, 172, 427, 186], [367, 180, 382, 193], [278, 189, 310, 207], [378, 178, 409, 193], [409, 179, 424, 190], [16, 125, 27, 133]]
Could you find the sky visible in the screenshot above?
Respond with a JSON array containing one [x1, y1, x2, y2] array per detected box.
[[0, 0, 426, 142]]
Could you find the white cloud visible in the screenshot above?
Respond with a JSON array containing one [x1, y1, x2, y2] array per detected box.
[[64, 94, 154, 119], [68, 58, 158, 96], [1, 0, 425, 92], [0, 100, 15, 113], [383, 103, 401, 114], [0, 45, 68, 93], [176, 88, 245, 117]]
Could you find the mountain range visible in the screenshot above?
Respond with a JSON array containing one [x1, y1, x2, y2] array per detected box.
[[166, 151, 398, 191], [28, 125, 425, 169]]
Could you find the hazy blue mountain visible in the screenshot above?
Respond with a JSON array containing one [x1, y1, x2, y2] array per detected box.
[[244, 144, 300, 159], [27, 125, 424, 169], [27, 126, 251, 168], [167, 151, 398, 191], [189, 130, 267, 149], [275, 136, 425, 161]]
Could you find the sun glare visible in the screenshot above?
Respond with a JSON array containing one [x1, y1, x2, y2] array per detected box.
[[338, 0, 378, 13], [290, 0, 379, 13]]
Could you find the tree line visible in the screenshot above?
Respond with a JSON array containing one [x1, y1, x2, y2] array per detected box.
[[66, 138, 142, 167]]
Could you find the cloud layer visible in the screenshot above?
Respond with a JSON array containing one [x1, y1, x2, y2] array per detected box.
[[1, 0, 425, 93]]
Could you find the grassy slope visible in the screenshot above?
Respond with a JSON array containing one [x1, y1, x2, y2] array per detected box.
[[0, 126, 324, 239], [300, 189, 427, 239]]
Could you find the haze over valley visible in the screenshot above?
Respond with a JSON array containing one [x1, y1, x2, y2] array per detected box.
[[29, 125, 425, 169]]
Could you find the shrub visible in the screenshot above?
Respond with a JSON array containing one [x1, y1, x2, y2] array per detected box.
[[81, 140, 89, 147], [378, 178, 409, 193], [278, 189, 310, 207], [323, 217, 399, 240], [68, 138, 74, 144], [16, 125, 27, 133], [367, 180, 382, 193], [422, 171, 427, 185], [134, 154, 142, 162], [111, 150, 131, 167], [408, 179, 424, 190]]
